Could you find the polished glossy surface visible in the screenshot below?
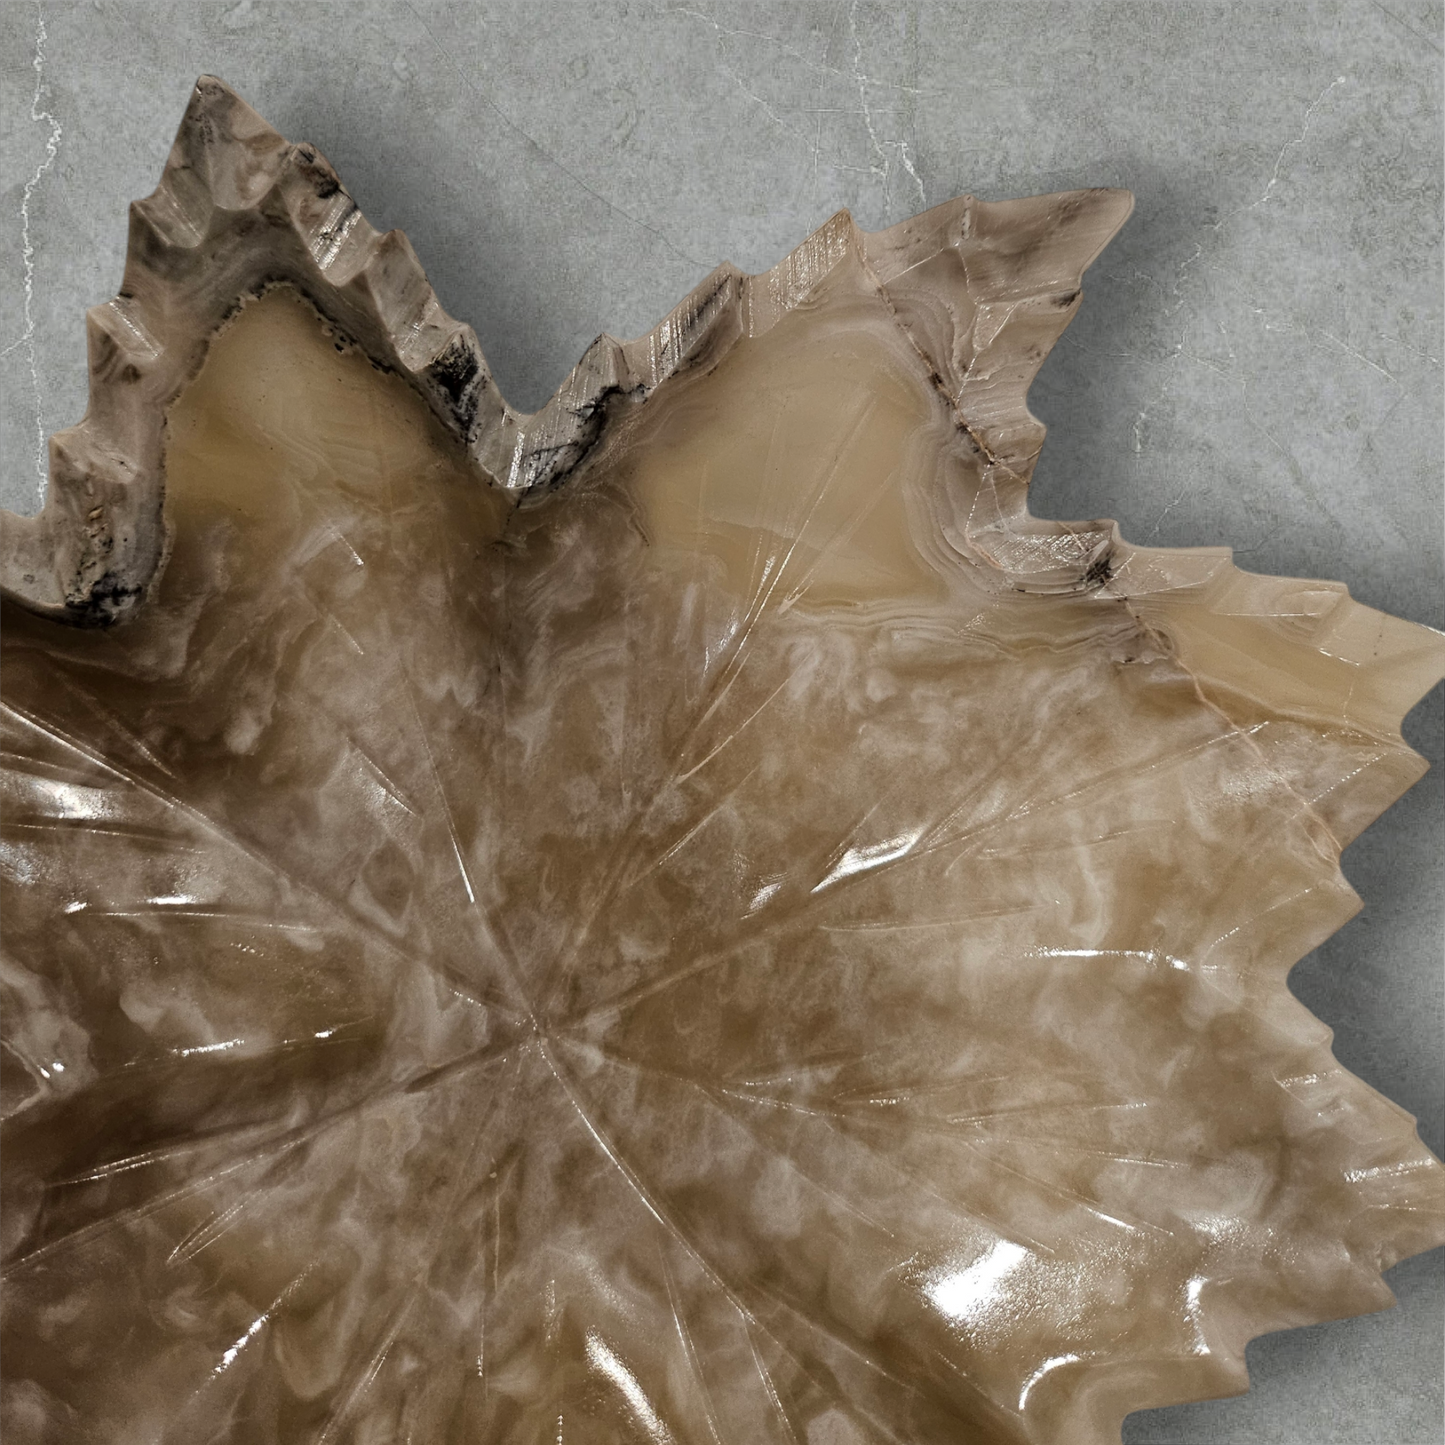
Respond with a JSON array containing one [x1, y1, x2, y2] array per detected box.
[[2, 81, 1442, 1445]]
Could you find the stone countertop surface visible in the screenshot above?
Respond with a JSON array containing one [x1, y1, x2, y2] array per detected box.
[[1, 3, 1439, 1440]]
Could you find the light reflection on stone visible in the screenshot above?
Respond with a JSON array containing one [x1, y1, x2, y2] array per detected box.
[[0, 76, 1441, 1445]]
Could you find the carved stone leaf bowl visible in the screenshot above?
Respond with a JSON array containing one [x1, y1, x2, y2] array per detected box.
[[1, 79, 1441, 1445]]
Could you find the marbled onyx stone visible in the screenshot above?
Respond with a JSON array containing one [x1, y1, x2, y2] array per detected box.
[[1, 79, 1442, 1445]]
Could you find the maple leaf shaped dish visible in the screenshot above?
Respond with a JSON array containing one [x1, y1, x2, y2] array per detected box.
[[1, 78, 1441, 1445]]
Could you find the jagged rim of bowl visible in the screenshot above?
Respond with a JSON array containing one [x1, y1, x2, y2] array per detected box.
[[0, 74, 1138, 627]]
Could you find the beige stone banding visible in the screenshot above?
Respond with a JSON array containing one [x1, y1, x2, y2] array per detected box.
[[0, 76, 1137, 626]]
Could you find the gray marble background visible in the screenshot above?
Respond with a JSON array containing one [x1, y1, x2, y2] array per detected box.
[[1, 2, 1440, 1440]]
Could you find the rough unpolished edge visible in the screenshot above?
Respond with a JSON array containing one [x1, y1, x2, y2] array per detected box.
[[0, 76, 1128, 625]]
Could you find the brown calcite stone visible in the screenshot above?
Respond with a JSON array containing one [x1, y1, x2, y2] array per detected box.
[[2, 79, 1442, 1445]]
